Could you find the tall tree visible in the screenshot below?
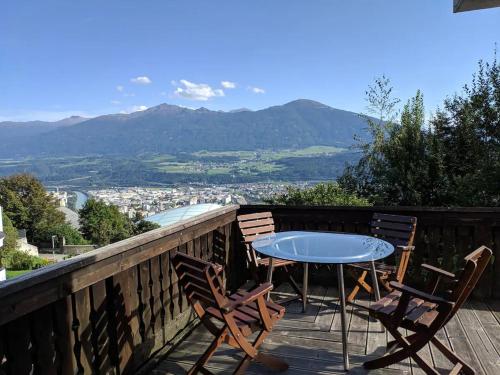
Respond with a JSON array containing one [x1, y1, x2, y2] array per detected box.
[[1, 212, 18, 267], [0, 174, 66, 242], [341, 53, 499, 207], [79, 198, 133, 246]]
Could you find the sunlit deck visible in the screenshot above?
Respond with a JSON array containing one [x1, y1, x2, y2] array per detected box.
[[152, 286, 500, 374], [1, 205, 499, 375]]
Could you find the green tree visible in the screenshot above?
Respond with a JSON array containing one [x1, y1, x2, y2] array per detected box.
[[430, 56, 500, 206], [265, 183, 371, 206], [79, 198, 134, 246], [130, 211, 160, 235], [1, 212, 18, 267], [339, 76, 400, 200], [0, 174, 66, 243], [36, 222, 89, 245], [340, 53, 500, 207]]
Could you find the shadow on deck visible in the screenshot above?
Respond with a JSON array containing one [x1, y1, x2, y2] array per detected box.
[[150, 285, 500, 375]]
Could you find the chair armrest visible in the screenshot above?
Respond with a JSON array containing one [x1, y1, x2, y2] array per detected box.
[[214, 264, 224, 275], [390, 281, 453, 305], [397, 245, 415, 252], [221, 282, 273, 313], [421, 264, 455, 279]]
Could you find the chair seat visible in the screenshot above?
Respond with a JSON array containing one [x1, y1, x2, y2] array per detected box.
[[369, 290, 438, 328], [206, 292, 285, 334], [350, 261, 396, 275], [257, 257, 296, 268]]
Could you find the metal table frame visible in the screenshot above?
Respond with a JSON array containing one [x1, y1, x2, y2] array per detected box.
[[260, 237, 385, 371]]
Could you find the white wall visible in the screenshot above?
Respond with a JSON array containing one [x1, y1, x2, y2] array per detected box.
[[0, 206, 4, 248]]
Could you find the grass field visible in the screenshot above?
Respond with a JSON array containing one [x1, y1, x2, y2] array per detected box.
[[0, 145, 356, 186], [193, 145, 345, 160], [6, 269, 31, 279]]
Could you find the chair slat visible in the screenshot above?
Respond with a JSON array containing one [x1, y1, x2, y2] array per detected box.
[[238, 218, 274, 229], [371, 220, 415, 232], [371, 227, 413, 241], [237, 212, 273, 222], [240, 224, 275, 236], [373, 213, 417, 224]]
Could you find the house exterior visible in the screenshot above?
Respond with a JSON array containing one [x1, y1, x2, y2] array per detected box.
[[454, 0, 500, 12]]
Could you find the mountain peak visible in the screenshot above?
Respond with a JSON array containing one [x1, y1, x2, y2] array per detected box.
[[146, 103, 188, 114], [284, 99, 331, 108]]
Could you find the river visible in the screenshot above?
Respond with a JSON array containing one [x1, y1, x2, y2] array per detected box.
[[74, 191, 88, 210]]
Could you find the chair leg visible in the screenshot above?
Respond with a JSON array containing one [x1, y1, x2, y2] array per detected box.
[[233, 329, 288, 374], [347, 270, 373, 303], [188, 328, 227, 375], [364, 325, 431, 372], [430, 337, 475, 375]]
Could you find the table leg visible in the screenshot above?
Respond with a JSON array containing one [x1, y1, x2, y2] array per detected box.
[[337, 264, 349, 371], [302, 263, 309, 312], [370, 260, 381, 301], [266, 257, 274, 301]]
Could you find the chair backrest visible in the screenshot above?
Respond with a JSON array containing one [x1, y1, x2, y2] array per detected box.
[[237, 212, 275, 267], [211, 230, 227, 268], [171, 251, 227, 315], [449, 246, 492, 316], [371, 213, 417, 282]]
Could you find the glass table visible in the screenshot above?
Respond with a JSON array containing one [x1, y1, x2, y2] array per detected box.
[[252, 231, 394, 371]]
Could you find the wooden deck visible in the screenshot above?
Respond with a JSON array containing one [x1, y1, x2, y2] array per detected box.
[[150, 285, 500, 375]]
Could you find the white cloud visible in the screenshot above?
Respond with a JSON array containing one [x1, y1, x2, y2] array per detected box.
[[116, 85, 124, 92], [221, 81, 236, 89], [120, 105, 149, 114], [130, 76, 152, 85], [249, 86, 265, 94], [111, 100, 121, 105], [174, 79, 225, 101]]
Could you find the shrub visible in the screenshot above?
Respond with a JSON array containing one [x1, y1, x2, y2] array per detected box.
[[265, 182, 371, 206], [6, 250, 34, 270], [5, 250, 51, 270]]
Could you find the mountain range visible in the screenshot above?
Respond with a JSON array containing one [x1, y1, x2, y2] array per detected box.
[[0, 100, 368, 157]]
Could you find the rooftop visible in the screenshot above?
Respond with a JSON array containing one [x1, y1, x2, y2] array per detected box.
[[146, 203, 221, 227]]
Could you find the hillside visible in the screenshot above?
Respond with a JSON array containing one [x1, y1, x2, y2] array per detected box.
[[0, 116, 88, 144], [0, 100, 367, 157]]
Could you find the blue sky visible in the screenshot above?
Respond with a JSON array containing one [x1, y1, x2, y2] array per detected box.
[[0, 0, 499, 121]]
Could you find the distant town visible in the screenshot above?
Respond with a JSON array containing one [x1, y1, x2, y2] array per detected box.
[[50, 182, 311, 219]]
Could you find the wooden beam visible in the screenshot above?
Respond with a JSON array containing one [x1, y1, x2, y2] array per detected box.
[[454, 0, 500, 12]]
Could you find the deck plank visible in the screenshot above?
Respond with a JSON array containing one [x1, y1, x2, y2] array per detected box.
[[456, 302, 500, 375], [150, 285, 500, 375]]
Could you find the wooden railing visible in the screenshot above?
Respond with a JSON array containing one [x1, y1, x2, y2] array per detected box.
[[0, 205, 238, 375], [238, 205, 500, 299], [1, 204, 498, 375]]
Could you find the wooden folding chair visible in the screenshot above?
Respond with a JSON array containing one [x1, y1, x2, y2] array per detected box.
[[237, 212, 304, 304], [347, 213, 417, 302], [172, 251, 289, 375], [363, 246, 492, 374]]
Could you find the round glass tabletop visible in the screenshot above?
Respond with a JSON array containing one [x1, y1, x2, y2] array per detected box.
[[251, 231, 394, 264]]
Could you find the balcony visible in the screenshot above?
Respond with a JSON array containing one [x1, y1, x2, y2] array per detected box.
[[0, 205, 499, 374]]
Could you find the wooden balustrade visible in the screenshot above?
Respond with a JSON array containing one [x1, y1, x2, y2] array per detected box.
[[1, 204, 498, 375], [0, 205, 238, 375], [238, 205, 500, 299]]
